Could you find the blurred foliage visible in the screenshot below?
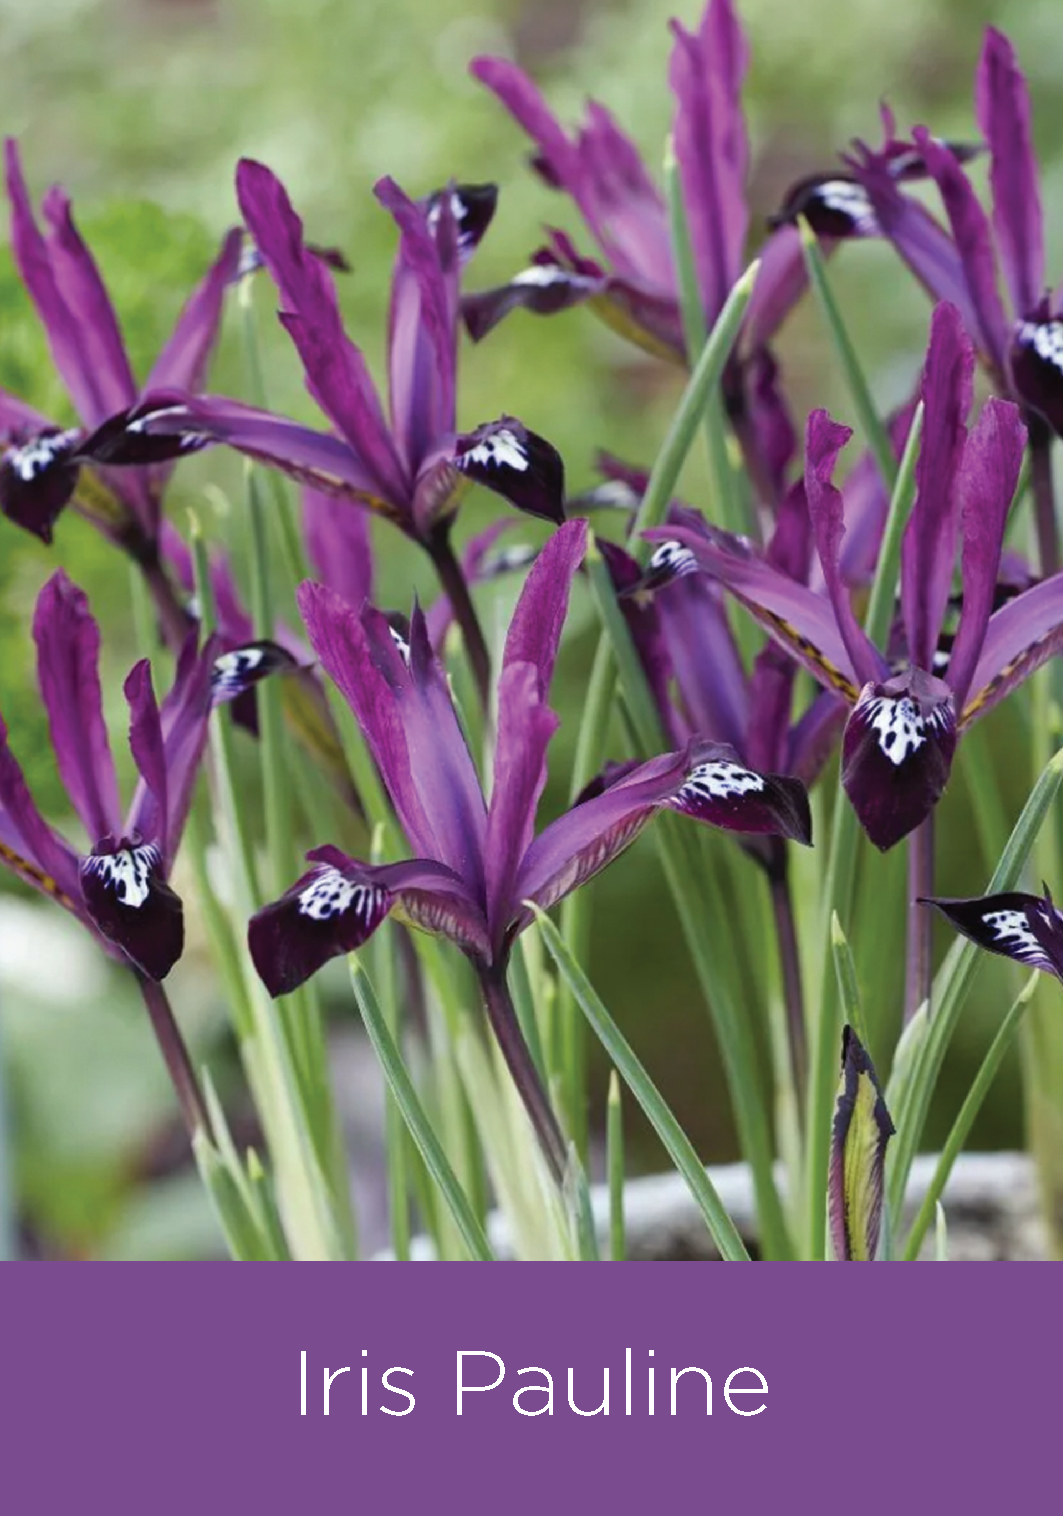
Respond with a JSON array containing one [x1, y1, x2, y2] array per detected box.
[[0, 0, 1060, 1256]]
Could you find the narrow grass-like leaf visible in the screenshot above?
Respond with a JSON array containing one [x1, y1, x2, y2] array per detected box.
[[631, 258, 760, 548], [862, 401, 923, 650], [532, 906, 750, 1261], [799, 217, 896, 491], [828, 1027, 894, 1262], [349, 957, 493, 1261], [830, 913, 868, 1045], [903, 974, 1038, 1259]]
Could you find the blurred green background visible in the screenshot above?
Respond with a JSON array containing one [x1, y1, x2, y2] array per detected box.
[[0, 0, 1058, 1256]]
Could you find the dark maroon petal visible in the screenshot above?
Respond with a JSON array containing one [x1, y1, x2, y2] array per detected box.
[[248, 852, 393, 996], [424, 183, 498, 264], [248, 849, 485, 996], [1025, 891, 1063, 979], [77, 398, 213, 469], [768, 174, 879, 239], [841, 669, 957, 850], [0, 427, 82, 542], [80, 840, 184, 981], [975, 28, 1044, 323], [662, 738, 811, 844], [210, 640, 300, 707], [454, 416, 565, 524], [921, 891, 1059, 975], [828, 1026, 894, 1262], [33, 571, 121, 844], [1010, 311, 1063, 437], [461, 258, 602, 342]]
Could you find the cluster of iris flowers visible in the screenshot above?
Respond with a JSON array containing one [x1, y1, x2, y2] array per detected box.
[[2, 2, 1062, 1261]]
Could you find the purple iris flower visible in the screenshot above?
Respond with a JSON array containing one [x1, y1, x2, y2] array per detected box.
[[600, 465, 847, 873], [467, 0, 813, 502], [647, 302, 1049, 851], [0, 139, 241, 614], [839, 31, 1063, 443], [0, 570, 221, 981], [248, 519, 810, 1177], [115, 162, 565, 545], [923, 886, 1063, 979]]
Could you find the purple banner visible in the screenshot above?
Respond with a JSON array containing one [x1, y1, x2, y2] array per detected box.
[[0, 1263, 1051, 1509]]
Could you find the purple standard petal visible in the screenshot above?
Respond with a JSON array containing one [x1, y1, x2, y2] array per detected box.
[[804, 410, 883, 685], [39, 184, 137, 417], [729, 346, 797, 507], [33, 571, 121, 844], [841, 669, 957, 850], [835, 399, 919, 587], [599, 538, 682, 747], [248, 848, 487, 997], [0, 713, 83, 908], [901, 303, 973, 670], [148, 630, 217, 862], [123, 659, 169, 860], [653, 540, 749, 752], [742, 224, 816, 352], [424, 183, 498, 265], [296, 582, 445, 863], [501, 516, 587, 695], [5, 141, 111, 426], [453, 416, 565, 525], [828, 1026, 894, 1262], [907, 130, 1011, 377], [669, 0, 750, 321], [0, 425, 82, 542], [376, 175, 457, 470], [485, 662, 559, 949], [848, 138, 1004, 369], [945, 398, 1026, 708], [1009, 306, 1063, 438], [236, 160, 407, 502], [80, 839, 183, 980], [145, 226, 244, 394], [976, 28, 1044, 322]]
